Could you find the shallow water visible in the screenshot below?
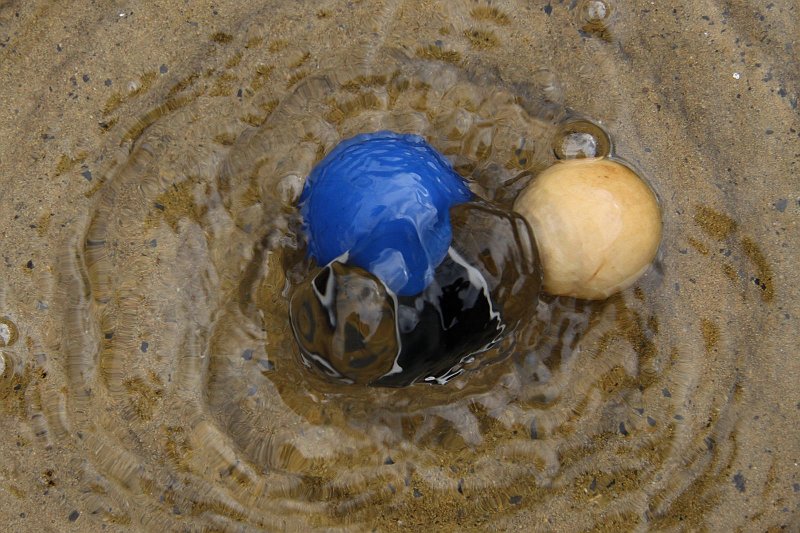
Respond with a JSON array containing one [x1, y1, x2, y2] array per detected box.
[[1, 0, 798, 531]]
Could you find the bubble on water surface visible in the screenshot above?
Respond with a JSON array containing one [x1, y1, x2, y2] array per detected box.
[[577, 0, 616, 39], [552, 118, 611, 159], [0, 317, 18, 347]]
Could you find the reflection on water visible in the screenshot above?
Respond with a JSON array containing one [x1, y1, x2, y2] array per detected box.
[[0, 0, 797, 530]]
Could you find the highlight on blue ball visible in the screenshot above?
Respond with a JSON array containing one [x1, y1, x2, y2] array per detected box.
[[299, 131, 472, 296]]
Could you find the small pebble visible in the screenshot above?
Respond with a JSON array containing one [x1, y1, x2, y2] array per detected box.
[[68, 510, 79, 522], [733, 472, 746, 492]]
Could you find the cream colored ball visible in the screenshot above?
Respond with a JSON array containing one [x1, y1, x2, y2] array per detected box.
[[513, 158, 661, 300]]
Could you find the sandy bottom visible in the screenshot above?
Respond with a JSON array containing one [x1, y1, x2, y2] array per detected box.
[[0, 0, 798, 531]]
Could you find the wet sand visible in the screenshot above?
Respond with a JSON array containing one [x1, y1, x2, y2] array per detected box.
[[1, 0, 798, 530]]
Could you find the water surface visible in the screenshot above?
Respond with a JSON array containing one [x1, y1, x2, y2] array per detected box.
[[0, 0, 798, 530]]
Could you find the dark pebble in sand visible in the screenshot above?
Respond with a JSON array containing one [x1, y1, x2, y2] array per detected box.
[[104, 79, 112, 87], [140, 341, 149, 353], [662, 388, 672, 397], [510, 495, 522, 505], [544, 3, 553, 15], [793, 483, 799, 492], [26, 260, 34, 269], [704, 437, 715, 450], [82, 74, 89, 83], [773, 198, 787, 212], [619, 422, 629, 436], [384, 457, 394, 465], [733, 472, 746, 492], [647, 416, 656, 427], [81, 169, 92, 181], [241, 349, 253, 360], [149, 239, 157, 247], [159, 64, 168, 73], [68, 510, 79, 522], [104, 332, 113, 339], [257, 358, 274, 371], [413, 488, 422, 498]]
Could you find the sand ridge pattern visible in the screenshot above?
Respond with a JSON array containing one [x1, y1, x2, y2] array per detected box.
[[0, 0, 797, 531]]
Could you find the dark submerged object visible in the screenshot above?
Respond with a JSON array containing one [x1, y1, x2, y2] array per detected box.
[[290, 202, 542, 387]]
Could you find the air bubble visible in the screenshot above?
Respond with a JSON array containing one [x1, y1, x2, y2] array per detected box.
[[586, 1, 610, 21], [577, 0, 615, 36], [552, 119, 611, 159], [0, 317, 19, 347]]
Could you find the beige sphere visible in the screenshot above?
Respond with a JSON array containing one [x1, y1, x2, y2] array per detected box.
[[513, 158, 661, 300]]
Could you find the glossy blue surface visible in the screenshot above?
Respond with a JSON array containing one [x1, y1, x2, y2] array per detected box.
[[299, 131, 472, 296]]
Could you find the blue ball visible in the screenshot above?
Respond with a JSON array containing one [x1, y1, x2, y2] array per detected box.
[[299, 131, 472, 296]]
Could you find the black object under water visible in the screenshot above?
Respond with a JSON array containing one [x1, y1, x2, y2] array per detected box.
[[289, 202, 542, 387]]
